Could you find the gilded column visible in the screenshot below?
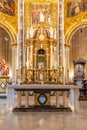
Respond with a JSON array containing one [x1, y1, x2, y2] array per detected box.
[[27, 46, 29, 62], [46, 48, 49, 81], [46, 48, 49, 69], [33, 48, 37, 81], [26, 46, 30, 69], [30, 42, 33, 68], [34, 48, 37, 68], [54, 47, 57, 68], [50, 43, 53, 69]]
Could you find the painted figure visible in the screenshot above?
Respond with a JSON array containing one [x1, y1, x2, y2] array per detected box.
[[0, 0, 14, 16], [32, 4, 51, 25], [67, 0, 87, 17]]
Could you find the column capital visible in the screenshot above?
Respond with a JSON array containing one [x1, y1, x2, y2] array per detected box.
[[64, 44, 70, 48], [11, 43, 18, 47]]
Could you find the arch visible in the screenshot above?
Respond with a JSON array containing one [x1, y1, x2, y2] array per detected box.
[[0, 21, 17, 43], [65, 19, 87, 45], [65, 19, 87, 83], [37, 49, 46, 55]]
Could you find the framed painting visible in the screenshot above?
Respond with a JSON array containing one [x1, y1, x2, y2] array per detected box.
[[0, 0, 14, 16], [31, 3, 51, 25], [67, 0, 87, 18]]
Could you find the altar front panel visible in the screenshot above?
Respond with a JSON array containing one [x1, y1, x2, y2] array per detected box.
[[0, 76, 9, 93], [34, 92, 50, 106]]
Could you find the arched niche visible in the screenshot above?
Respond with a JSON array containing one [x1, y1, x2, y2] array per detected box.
[[70, 26, 87, 81], [0, 22, 16, 80], [65, 19, 87, 82], [37, 49, 46, 69], [65, 20, 87, 83], [0, 27, 12, 75]]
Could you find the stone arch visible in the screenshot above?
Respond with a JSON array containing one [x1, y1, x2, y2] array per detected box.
[[37, 49, 46, 68], [0, 21, 17, 81], [0, 21, 17, 43], [65, 19, 87, 45], [65, 20, 87, 83]]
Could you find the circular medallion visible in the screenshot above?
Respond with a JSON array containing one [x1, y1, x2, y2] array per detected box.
[[39, 34, 45, 41]]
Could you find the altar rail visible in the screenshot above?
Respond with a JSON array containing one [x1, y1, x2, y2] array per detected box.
[[6, 84, 80, 112]]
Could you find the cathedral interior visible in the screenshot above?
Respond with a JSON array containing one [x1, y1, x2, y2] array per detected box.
[[0, 0, 87, 130], [0, 0, 87, 86]]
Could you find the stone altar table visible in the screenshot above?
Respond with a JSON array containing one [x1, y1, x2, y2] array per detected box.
[[6, 84, 80, 112]]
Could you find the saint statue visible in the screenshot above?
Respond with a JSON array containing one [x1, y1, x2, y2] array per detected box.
[[39, 11, 45, 22], [0, 59, 8, 76]]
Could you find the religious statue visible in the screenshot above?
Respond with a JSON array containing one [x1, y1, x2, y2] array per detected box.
[[38, 62, 44, 69], [39, 11, 45, 22], [26, 28, 29, 39], [26, 60, 30, 70], [0, 59, 8, 76], [39, 73, 44, 81], [54, 62, 57, 69]]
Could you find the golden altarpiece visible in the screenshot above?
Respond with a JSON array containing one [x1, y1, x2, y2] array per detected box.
[[1, 0, 87, 86], [24, 16, 63, 84], [15, 0, 64, 85]]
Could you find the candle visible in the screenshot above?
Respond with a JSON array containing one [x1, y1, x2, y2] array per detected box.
[[50, 26, 54, 38], [54, 28, 56, 39], [29, 26, 34, 38]]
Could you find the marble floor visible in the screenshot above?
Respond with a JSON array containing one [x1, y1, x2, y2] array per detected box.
[[0, 99, 87, 130]]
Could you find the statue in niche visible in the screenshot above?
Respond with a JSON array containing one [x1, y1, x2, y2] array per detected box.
[[38, 62, 45, 83], [39, 11, 45, 22], [73, 58, 86, 85], [39, 73, 44, 81], [38, 62, 44, 69]]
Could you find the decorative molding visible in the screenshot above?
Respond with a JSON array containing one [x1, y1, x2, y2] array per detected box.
[[64, 44, 70, 48], [65, 19, 87, 44], [11, 43, 18, 47]]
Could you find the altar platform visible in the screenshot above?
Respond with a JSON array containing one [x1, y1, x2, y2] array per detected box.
[[6, 84, 80, 112]]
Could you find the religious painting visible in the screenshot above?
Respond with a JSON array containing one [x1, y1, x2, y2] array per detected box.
[[0, 0, 14, 16], [31, 4, 51, 25], [67, 0, 87, 18]]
